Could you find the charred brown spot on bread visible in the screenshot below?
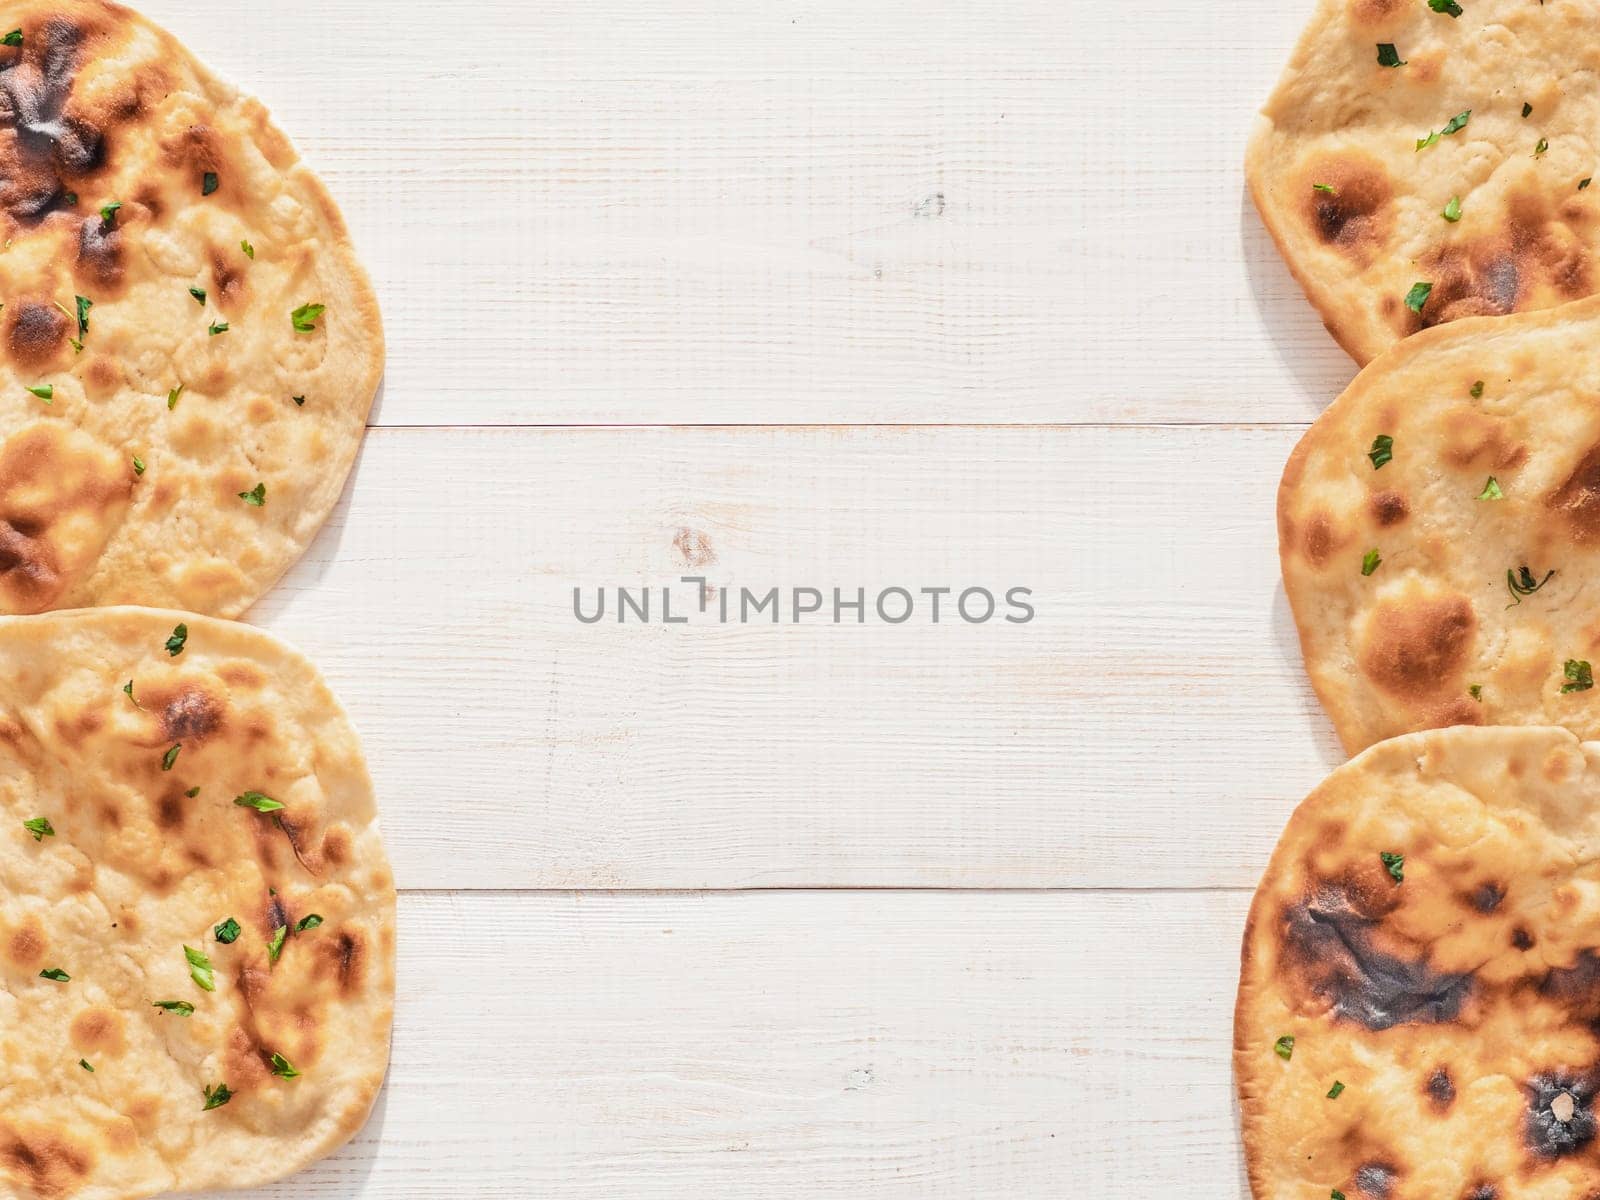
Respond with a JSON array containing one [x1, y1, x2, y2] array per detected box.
[[1548, 442, 1600, 543], [1426, 695, 1483, 733], [1441, 411, 1525, 471], [153, 788, 186, 829], [1358, 592, 1476, 699], [1304, 511, 1340, 567], [1349, 0, 1404, 22], [75, 213, 121, 287], [4, 916, 46, 967], [1514, 927, 1535, 950], [68, 1007, 126, 1055], [1419, 194, 1591, 331], [158, 684, 225, 743], [1353, 1162, 1397, 1197], [1278, 876, 1473, 1030], [0, 424, 129, 612], [1, 1127, 92, 1200], [6, 300, 66, 364], [160, 121, 220, 173], [1425, 1066, 1456, 1110], [324, 824, 352, 866], [1464, 1186, 1497, 1200], [1525, 1072, 1597, 1160], [1470, 883, 1504, 913], [323, 928, 366, 997], [0, 19, 101, 224], [222, 1024, 271, 1092], [1539, 950, 1600, 1004], [1370, 490, 1409, 527], [1302, 157, 1392, 265], [209, 247, 247, 309]]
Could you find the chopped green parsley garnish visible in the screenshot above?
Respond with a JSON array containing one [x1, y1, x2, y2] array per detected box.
[[234, 791, 285, 813], [1583, 178, 1594, 191], [239, 482, 266, 506], [1368, 434, 1393, 469], [1536, 137, 1550, 157], [123, 679, 140, 707], [267, 925, 288, 964], [296, 914, 324, 932], [132, 455, 145, 476], [1471, 380, 1485, 398], [23, 817, 53, 841], [1507, 566, 1555, 607], [1377, 43, 1405, 67], [1333, 1191, 1347, 1200], [292, 394, 306, 407], [290, 302, 326, 333], [202, 1082, 232, 1110], [241, 239, 254, 259], [270, 1052, 300, 1079], [185, 786, 200, 798], [1523, 102, 1534, 119], [189, 286, 206, 305], [161, 743, 181, 771], [1563, 659, 1595, 694], [98, 200, 120, 227], [1428, 0, 1462, 14], [1274, 1035, 1294, 1061], [202, 172, 219, 196], [1442, 195, 1461, 222], [1417, 110, 1471, 151], [166, 624, 188, 656], [1, 30, 21, 46], [184, 945, 215, 992], [214, 918, 241, 944], [1469, 684, 1483, 701], [39, 968, 69, 982], [1380, 851, 1405, 883], [1327, 1081, 1345, 1099], [75, 294, 89, 336], [167, 383, 184, 410], [1405, 281, 1432, 314], [1362, 548, 1382, 576], [1476, 476, 1503, 500], [207, 320, 229, 336], [1312, 182, 1336, 194], [79, 1059, 93, 1072], [26, 383, 51, 401], [152, 1000, 194, 1016]]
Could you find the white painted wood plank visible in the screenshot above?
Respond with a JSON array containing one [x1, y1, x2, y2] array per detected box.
[[249, 424, 1338, 890], [134, 0, 1351, 425], [190, 889, 1248, 1199]]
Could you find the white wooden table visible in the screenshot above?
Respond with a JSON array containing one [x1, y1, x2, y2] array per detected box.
[[143, 1, 1351, 1193]]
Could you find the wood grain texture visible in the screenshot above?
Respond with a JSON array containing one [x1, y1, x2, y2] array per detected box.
[[135, 0, 1354, 426], [248, 424, 1338, 890], [187, 889, 1248, 1200]]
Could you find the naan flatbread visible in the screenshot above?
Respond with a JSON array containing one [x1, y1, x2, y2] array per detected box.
[[1236, 725, 1600, 1200], [1279, 296, 1600, 754], [0, 608, 394, 1199], [1248, 0, 1600, 364], [0, 0, 381, 617]]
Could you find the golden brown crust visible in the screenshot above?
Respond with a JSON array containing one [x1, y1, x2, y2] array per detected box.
[[1248, 0, 1600, 364], [1278, 294, 1600, 753], [1235, 726, 1600, 1200], [0, 0, 382, 617], [0, 608, 395, 1200]]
